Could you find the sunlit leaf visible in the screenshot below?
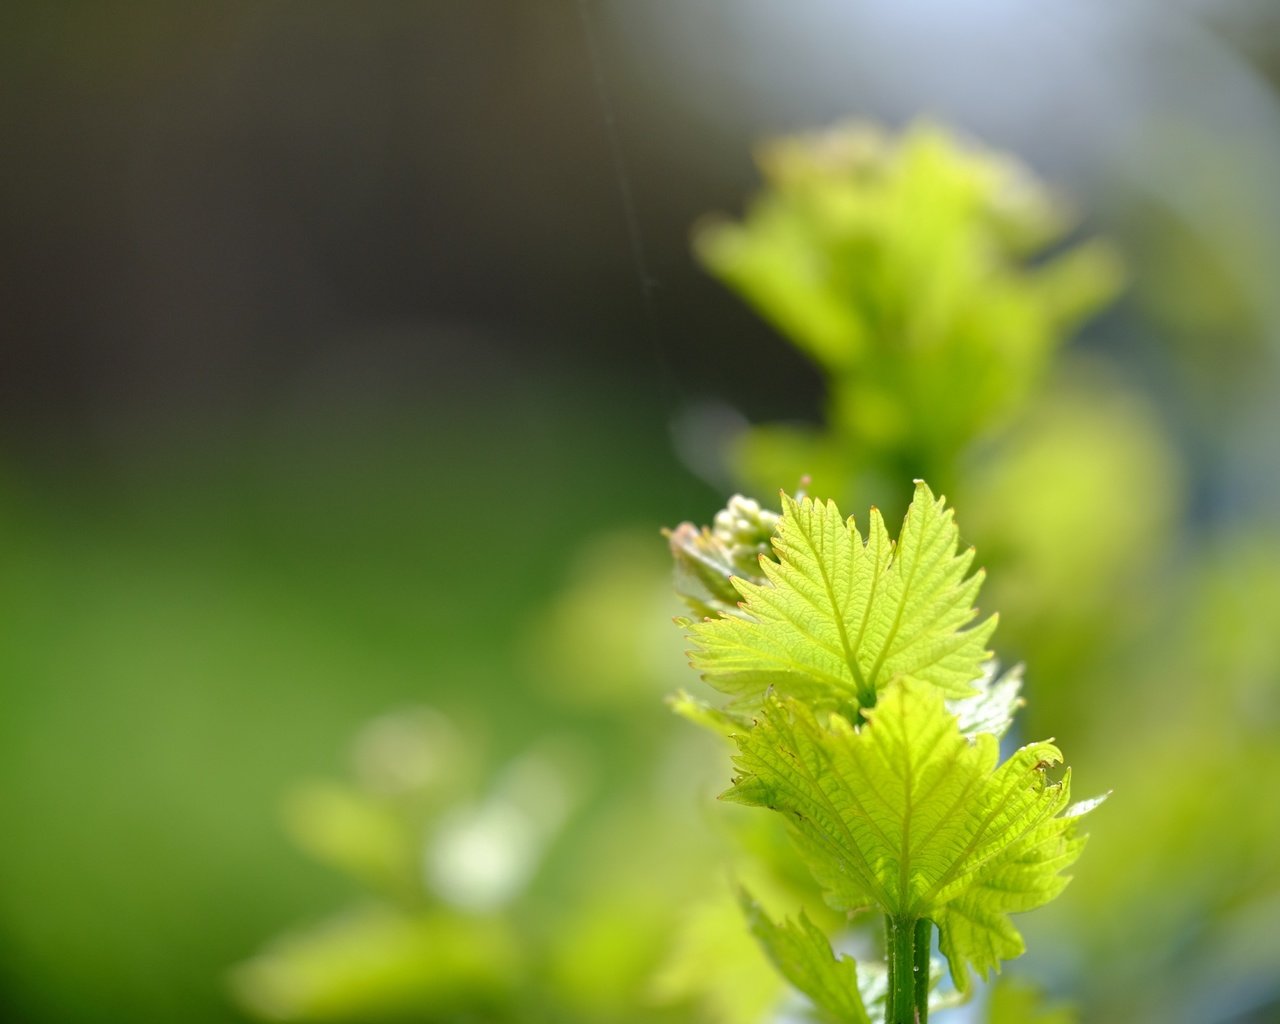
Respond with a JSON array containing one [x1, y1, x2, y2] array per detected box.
[[725, 680, 1097, 988], [687, 483, 995, 710], [936, 796, 1104, 992]]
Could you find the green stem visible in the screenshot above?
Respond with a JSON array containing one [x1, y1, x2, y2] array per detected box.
[[885, 916, 918, 1024], [913, 918, 932, 1023]]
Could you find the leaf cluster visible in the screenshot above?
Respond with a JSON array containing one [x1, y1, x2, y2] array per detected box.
[[670, 484, 1102, 1021], [695, 121, 1123, 510]]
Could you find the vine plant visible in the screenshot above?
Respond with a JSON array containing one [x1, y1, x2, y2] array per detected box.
[[667, 484, 1104, 1023]]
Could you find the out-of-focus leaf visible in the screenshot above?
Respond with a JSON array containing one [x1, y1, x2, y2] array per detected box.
[[698, 121, 1124, 508], [739, 892, 870, 1024], [987, 976, 1078, 1024], [668, 689, 751, 739], [229, 906, 520, 1022], [283, 783, 416, 897]]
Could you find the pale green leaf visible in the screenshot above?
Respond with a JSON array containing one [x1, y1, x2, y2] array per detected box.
[[668, 689, 751, 739], [687, 482, 995, 710], [666, 520, 750, 621], [936, 795, 1104, 992], [739, 893, 871, 1024], [693, 122, 1123, 486], [724, 681, 1084, 969], [741, 893, 964, 1023], [947, 661, 1024, 739], [230, 906, 518, 1020]]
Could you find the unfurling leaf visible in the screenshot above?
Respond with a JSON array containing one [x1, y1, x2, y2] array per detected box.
[[667, 494, 780, 620]]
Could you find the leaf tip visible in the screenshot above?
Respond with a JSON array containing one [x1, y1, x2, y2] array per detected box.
[[1065, 792, 1111, 818], [911, 478, 940, 503]]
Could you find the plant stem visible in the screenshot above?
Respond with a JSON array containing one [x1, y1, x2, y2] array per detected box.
[[912, 918, 932, 1023], [885, 915, 918, 1024]]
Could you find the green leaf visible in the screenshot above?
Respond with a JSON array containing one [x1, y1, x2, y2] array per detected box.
[[668, 689, 751, 739], [936, 795, 1105, 992], [724, 680, 1092, 980], [688, 482, 996, 710], [230, 906, 519, 1020], [740, 893, 965, 1023], [693, 122, 1124, 494], [739, 893, 871, 1024]]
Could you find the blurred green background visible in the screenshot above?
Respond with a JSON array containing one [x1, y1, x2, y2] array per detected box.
[[2, 3, 1280, 1023]]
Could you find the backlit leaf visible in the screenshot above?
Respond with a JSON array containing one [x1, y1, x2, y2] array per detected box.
[[725, 681, 1095, 985], [687, 483, 995, 712]]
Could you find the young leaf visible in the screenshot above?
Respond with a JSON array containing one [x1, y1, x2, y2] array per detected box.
[[936, 795, 1104, 992], [667, 689, 751, 739], [667, 495, 780, 620], [947, 661, 1024, 739], [740, 892, 964, 1022], [739, 893, 871, 1024], [724, 680, 1093, 978], [687, 483, 995, 711]]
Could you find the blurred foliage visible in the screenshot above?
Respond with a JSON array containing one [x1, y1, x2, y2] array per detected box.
[[221, 121, 1280, 1024], [6, 105, 1275, 1024], [693, 119, 1187, 720], [226, 120, 1273, 1024], [686, 121, 1280, 1023], [0, 390, 714, 1024], [986, 977, 1075, 1024], [226, 576, 833, 1023], [695, 120, 1124, 512]]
